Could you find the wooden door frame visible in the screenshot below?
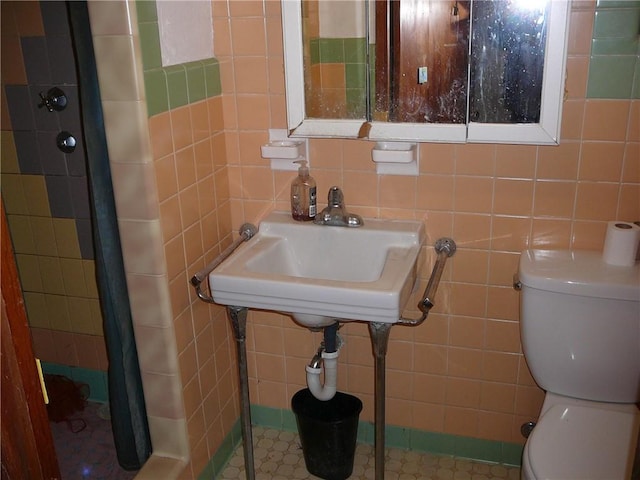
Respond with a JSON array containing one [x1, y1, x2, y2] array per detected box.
[[1, 200, 60, 479], [375, 0, 470, 123]]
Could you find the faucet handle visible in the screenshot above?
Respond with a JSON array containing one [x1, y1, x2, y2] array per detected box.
[[327, 186, 344, 207]]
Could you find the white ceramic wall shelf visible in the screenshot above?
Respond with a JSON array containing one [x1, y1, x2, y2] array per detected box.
[[261, 129, 309, 171], [371, 142, 419, 176]]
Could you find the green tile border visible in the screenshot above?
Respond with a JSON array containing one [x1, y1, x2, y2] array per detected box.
[[310, 37, 367, 65], [593, 8, 640, 38], [135, 0, 158, 23], [203, 60, 222, 97], [41, 362, 108, 403], [345, 63, 366, 89], [138, 22, 162, 70], [198, 419, 243, 480], [633, 61, 640, 99], [591, 37, 639, 56], [200, 404, 523, 479], [587, 55, 637, 99], [596, 0, 640, 7], [135, 0, 222, 117], [142, 68, 169, 116], [344, 38, 367, 64], [307, 37, 368, 118], [587, 1, 640, 100], [317, 38, 345, 63], [346, 88, 367, 118], [165, 65, 189, 109]]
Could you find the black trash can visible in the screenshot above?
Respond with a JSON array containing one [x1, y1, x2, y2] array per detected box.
[[292, 388, 363, 480]]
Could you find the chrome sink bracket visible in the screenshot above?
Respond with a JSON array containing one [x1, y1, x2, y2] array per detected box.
[[368, 321, 392, 480], [227, 306, 256, 480], [398, 237, 456, 326], [190, 223, 258, 304], [367, 238, 455, 478]]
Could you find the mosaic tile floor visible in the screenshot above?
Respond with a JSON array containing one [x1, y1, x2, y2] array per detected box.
[[219, 426, 520, 480], [50, 402, 138, 480]]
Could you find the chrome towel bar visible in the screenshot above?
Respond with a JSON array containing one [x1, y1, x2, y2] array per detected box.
[[398, 237, 456, 326], [190, 223, 258, 304]]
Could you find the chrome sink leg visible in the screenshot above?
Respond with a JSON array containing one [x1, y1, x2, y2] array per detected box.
[[368, 322, 392, 480], [227, 306, 255, 480]]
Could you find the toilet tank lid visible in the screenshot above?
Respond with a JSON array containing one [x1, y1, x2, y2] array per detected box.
[[519, 249, 640, 301]]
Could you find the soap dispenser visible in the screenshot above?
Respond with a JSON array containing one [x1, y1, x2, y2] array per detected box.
[[290, 160, 316, 221]]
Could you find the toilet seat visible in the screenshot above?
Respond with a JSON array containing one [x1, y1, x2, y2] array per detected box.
[[525, 403, 639, 480]]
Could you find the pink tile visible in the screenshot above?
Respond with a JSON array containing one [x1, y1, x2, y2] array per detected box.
[[51, 330, 79, 366], [30, 327, 56, 363]]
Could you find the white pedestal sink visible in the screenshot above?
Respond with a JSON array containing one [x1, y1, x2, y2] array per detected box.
[[208, 211, 425, 327]]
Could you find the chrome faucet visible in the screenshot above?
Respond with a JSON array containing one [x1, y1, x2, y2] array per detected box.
[[314, 186, 363, 227]]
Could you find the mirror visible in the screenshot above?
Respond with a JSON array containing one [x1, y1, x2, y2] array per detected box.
[[282, 0, 570, 144], [379, 0, 470, 124], [468, 1, 546, 124], [301, 1, 369, 119]]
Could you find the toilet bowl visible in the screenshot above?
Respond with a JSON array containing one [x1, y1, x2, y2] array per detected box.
[[517, 249, 640, 480], [520, 393, 640, 480]]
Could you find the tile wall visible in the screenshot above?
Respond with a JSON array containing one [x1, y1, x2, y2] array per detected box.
[[96, 0, 637, 477], [7, 0, 634, 478], [306, 37, 368, 118], [302, 0, 367, 118], [1, 1, 107, 371], [88, 0, 236, 475], [219, 0, 638, 465], [587, 0, 640, 98]]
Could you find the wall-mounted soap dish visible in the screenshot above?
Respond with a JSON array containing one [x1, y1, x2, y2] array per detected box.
[[261, 140, 305, 159], [372, 142, 419, 176], [261, 129, 309, 171]]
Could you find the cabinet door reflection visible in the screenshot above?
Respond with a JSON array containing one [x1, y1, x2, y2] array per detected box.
[[382, 0, 470, 124]]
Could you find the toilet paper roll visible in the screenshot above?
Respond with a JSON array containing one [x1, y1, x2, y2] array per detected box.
[[602, 221, 640, 266]]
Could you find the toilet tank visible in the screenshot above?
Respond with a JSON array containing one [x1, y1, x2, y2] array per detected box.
[[519, 249, 640, 403]]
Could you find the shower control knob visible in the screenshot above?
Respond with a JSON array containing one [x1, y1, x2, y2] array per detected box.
[[56, 131, 77, 153], [38, 87, 68, 112]]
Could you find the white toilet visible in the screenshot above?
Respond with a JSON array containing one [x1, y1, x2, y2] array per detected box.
[[518, 249, 640, 480]]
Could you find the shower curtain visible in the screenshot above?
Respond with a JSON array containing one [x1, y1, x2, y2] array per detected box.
[[67, 2, 151, 469]]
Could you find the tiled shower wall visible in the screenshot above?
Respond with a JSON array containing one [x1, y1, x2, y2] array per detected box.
[[1, 1, 107, 372]]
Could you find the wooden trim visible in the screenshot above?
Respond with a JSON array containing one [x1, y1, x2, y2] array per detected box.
[[1, 200, 60, 479], [374, 0, 389, 115]]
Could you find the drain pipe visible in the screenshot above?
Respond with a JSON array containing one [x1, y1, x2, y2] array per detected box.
[[306, 322, 340, 401]]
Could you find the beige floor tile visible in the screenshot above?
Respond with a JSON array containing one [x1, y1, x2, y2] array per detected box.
[[218, 427, 520, 480]]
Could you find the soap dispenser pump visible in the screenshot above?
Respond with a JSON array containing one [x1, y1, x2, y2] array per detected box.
[[290, 160, 316, 221]]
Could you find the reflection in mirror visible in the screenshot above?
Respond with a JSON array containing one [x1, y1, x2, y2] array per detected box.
[[376, 1, 470, 124], [303, 0, 549, 125], [469, 1, 547, 124], [302, 1, 368, 119], [285, 0, 569, 143]]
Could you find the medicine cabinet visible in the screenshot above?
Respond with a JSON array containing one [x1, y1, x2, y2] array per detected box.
[[282, 0, 570, 145]]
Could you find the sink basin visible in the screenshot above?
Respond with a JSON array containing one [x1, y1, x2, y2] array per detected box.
[[209, 211, 424, 327]]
